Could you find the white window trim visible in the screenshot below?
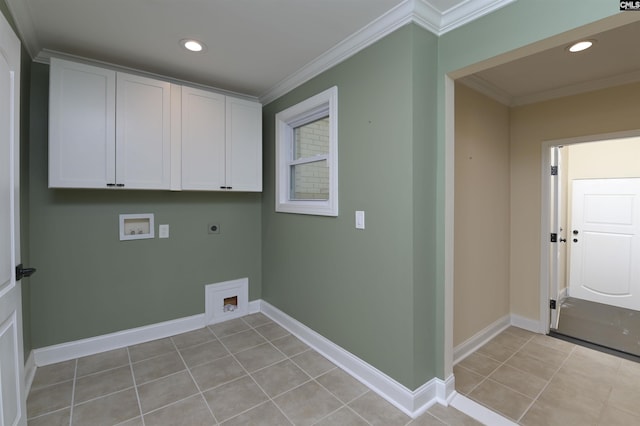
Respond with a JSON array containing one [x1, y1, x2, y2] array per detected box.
[[275, 86, 338, 216]]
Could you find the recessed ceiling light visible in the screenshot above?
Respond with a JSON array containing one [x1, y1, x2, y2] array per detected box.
[[567, 40, 594, 53], [180, 39, 206, 53]]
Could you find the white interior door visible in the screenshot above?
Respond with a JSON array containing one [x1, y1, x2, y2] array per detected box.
[[569, 178, 640, 310], [0, 11, 27, 426]]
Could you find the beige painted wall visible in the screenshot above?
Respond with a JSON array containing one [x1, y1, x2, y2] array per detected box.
[[510, 82, 640, 321], [454, 83, 510, 346], [567, 137, 640, 180]]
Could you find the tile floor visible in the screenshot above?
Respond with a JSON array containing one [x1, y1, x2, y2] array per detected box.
[[455, 325, 640, 425], [27, 313, 479, 426]]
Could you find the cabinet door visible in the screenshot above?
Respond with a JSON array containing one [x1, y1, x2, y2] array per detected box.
[[116, 73, 171, 189], [49, 58, 116, 188], [181, 86, 226, 190], [226, 97, 262, 191]]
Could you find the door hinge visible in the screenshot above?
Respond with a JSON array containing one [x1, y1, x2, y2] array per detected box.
[[550, 233, 557, 242], [550, 299, 557, 310], [551, 165, 558, 176]]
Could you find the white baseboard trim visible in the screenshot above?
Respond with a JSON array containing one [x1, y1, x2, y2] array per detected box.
[[450, 393, 517, 426], [248, 299, 261, 314], [453, 315, 510, 365], [24, 350, 36, 395], [33, 314, 207, 366], [259, 300, 452, 418], [510, 313, 543, 334]]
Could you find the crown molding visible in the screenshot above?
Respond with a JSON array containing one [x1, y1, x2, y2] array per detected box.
[[260, 0, 516, 105], [511, 69, 640, 107], [439, 0, 516, 35], [260, 0, 416, 105], [459, 68, 640, 108], [458, 74, 514, 106], [5, 0, 40, 58]]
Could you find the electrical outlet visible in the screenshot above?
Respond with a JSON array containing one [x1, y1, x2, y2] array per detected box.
[[208, 223, 221, 234], [355, 211, 365, 229]]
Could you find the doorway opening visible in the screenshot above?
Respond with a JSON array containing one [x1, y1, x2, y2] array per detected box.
[[542, 132, 640, 357]]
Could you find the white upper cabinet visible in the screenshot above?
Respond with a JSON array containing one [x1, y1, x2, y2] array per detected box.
[[180, 87, 262, 192], [49, 58, 116, 188], [116, 73, 171, 189], [49, 59, 171, 189], [49, 58, 262, 191], [226, 97, 262, 192], [181, 86, 226, 190]]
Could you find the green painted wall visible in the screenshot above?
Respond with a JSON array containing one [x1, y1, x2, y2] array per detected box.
[[28, 63, 262, 348], [409, 25, 439, 386], [262, 25, 439, 390]]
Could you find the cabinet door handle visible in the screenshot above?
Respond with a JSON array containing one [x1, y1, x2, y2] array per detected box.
[[106, 183, 116, 187], [116, 183, 125, 187]]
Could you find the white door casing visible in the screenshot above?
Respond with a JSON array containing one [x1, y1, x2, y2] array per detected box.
[[0, 10, 27, 426], [569, 178, 640, 310], [549, 147, 562, 329]]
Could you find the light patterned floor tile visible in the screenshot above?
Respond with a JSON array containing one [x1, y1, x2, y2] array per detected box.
[[76, 348, 129, 377], [274, 380, 342, 426], [468, 378, 533, 421], [72, 388, 140, 426], [202, 376, 268, 423], [128, 337, 176, 363], [220, 401, 292, 426], [143, 394, 215, 426], [171, 328, 216, 349], [348, 391, 411, 426], [316, 368, 369, 403], [29, 315, 485, 426], [136, 371, 199, 414], [426, 403, 484, 426], [30, 360, 76, 391], [131, 351, 185, 385], [27, 380, 74, 419], [73, 365, 134, 404]]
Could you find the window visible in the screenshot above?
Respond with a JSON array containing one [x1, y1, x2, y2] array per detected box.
[[275, 86, 338, 216]]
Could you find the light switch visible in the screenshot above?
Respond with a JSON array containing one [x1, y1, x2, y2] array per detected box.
[[355, 211, 365, 230], [159, 224, 169, 238]]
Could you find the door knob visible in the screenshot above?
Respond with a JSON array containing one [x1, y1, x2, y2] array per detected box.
[[15, 264, 36, 281]]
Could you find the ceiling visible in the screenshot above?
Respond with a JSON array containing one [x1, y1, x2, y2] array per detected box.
[[459, 16, 640, 106], [4, 0, 517, 102], [5, 0, 640, 105]]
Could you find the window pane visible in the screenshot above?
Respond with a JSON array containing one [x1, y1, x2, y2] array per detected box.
[[290, 160, 329, 200], [293, 117, 329, 160]]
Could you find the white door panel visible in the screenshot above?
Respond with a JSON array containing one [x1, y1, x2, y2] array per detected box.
[[569, 178, 640, 310], [0, 10, 26, 426]]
